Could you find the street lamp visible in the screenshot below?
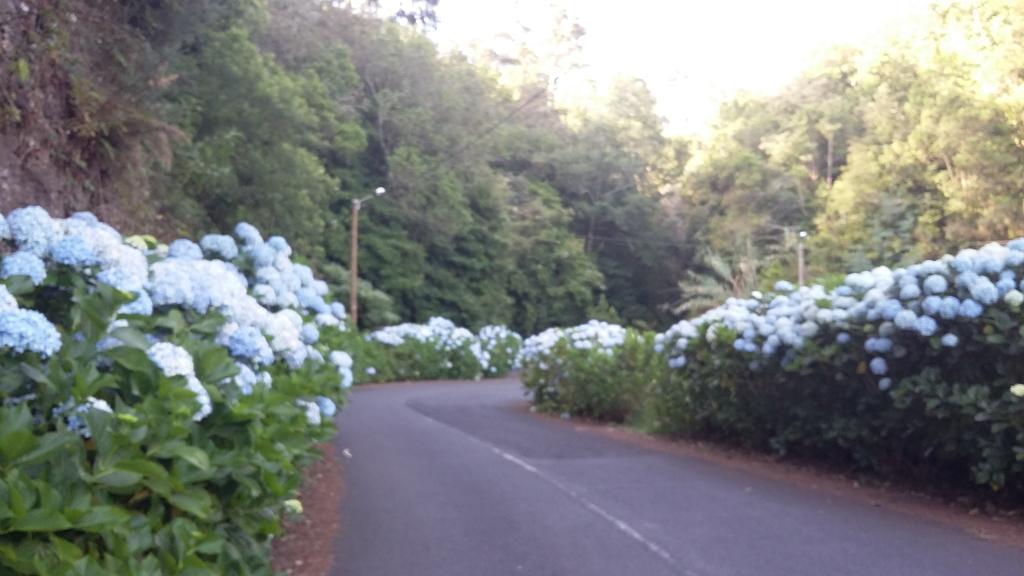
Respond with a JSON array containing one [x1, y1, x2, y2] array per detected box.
[[350, 187, 386, 329], [797, 230, 808, 287]]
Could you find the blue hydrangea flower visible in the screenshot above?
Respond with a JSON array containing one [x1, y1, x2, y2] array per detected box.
[[914, 315, 938, 337], [0, 213, 9, 240], [865, 337, 893, 354], [200, 234, 239, 260], [50, 236, 100, 268], [894, 309, 917, 330], [315, 396, 336, 418], [836, 332, 850, 344], [921, 296, 942, 316], [234, 222, 263, 245], [774, 280, 794, 293], [247, 244, 276, 268], [6, 206, 56, 255], [1009, 238, 1024, 251], [168, 239, 203, 260], [997, 277, 1017, 296], [2, 252, 46, 285], [878, 378, 893, 391], [0, 309, 62, 356], [878, 299, 903, 321], [120, 290, 153, 316], [0, 285, 17, 311], [941, 333, 959, 347], [938, 296, 960, 320], [869, 357, 888, 376], [899, 283, 921, 300], [922, 274, 948, 295], [967, 277, 999, 305], [266, 236, 292, 256], [958, 298, 984, 319], [226, 326, 275, 366], [300, 324, 320, 345]]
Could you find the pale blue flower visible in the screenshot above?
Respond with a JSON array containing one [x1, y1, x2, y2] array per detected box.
[[921, 296, 942, 316], [865, 337, 893, 354], [120, 290, 153, 316], [315, 396, 336, 418], [0, 309, 62, 356], [938, 296, 960, 320], [200, 234, 239, 260], [958, 298, 984, 319], [914, 315, 938, 337], [878, 378, 893, 391], [879, 299, 903, 321], [941, 333, 959, 347], [6, 206, 56, 255], [331, 302, 347, 320], [899, 283, 921, 300], [967, 277, 999, 305], [247, 244, 276, 268], [1009, 238, 1024, 251], [300, 324, 320, 345], [894, 309, 917, 330], [869, 357, 888, 375], [0, 285, 17, 310], [922, 274, 948, 295], [836, 332, 850, 344], [774, 280, 795, 293], [226, 326, 274, 366], [267, 236, 292, 256], [0, 213, 9, 240], [168, 239, 203, 260], [50, 236, 100, 268], [234, 222, 263, 245], [2, 252, 46, 285]]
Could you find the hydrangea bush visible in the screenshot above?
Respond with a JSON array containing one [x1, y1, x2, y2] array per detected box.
[[323, 317, 522, 383], [520, 321, 665, 423], [0, 207, 355, 574], [519, 242, 1024, 495]]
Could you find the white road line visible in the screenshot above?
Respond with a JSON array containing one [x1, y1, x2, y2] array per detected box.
[[416, 412, 691, 575]]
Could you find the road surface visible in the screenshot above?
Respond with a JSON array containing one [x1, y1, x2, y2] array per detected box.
[[331, 378, 1024, 576]]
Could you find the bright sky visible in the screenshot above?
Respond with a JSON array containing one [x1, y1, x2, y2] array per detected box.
[[427, 0, 936, 136]]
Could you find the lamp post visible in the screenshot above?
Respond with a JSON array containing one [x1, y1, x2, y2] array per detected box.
[[350, 186, 386, 329], [797, 230, 808, 287]]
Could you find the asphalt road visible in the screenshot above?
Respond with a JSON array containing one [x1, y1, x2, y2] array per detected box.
[[331, 378, 1024, 576]]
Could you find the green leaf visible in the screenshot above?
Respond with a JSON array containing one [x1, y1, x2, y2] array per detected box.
[[48, 534, 84, 562], [74, 505, 131, 532], [107, 347, 155, 373], [19, 363, 52, 387], [10, 508, 72, 532], [110, 327, 153, 350], [167, 490, 213, 519], [148, 443, 210, 471], [14, 58, 29, 83], [12, 432, 77, 467], [91, 469, 143, 489]]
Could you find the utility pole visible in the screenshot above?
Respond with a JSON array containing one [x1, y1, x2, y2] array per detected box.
[[797, 230, 808, 287], [349, 187, 386, 330]]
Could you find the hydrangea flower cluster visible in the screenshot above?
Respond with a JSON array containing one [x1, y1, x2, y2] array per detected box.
[[656, 239, 1024, 395], [1, 206, 357, 429], [147, 342, 213, 421], [368, 317, 521, 376], [518, 320, 626, 370]]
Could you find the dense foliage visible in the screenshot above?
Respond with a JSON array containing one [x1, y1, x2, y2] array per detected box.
[[520, 240, 1024, 497], [0, 206, 361, 573]]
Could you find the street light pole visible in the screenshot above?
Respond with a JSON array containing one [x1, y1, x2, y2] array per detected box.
[[797, 230, 808, 287], [349, 187, 386, 330]]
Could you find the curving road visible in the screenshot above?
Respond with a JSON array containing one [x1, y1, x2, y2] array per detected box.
[[330, 378, 1024, 576]]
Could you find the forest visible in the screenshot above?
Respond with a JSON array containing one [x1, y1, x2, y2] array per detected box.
[[3, 0, 1023, 333]]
